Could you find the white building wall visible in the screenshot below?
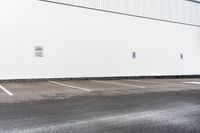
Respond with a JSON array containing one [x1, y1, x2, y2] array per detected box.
[[0, 0, 199, 80]]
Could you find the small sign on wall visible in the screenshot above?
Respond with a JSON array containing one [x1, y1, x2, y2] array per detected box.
[[35, 46, 44, 57]]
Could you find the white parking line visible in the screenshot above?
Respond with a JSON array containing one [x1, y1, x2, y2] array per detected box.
[[183, 82, 200, 85], [126, 79, 185, 86], [92, 80, 146, 89], [0, 85, 13, 96], [126, 80, 163, 84], [48, 81, 91, 92]]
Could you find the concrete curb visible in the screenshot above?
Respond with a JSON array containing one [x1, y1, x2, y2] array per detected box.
[[0, 75, 200, 83]]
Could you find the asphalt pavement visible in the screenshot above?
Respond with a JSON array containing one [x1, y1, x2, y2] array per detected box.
[[0, 79, 200, 133]]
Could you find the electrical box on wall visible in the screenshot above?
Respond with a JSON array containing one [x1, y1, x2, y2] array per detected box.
[[180, 53, 184, 60], [132, 52, 136, 59], [35, 46, 44, 57]]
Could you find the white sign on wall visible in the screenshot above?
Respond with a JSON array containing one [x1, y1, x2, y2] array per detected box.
[[35, 46, 44, 57]]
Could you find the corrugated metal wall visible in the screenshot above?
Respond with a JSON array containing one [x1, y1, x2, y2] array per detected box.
[[42, 0, 200, 26]]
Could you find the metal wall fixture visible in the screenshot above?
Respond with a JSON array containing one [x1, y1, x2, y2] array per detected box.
[[132, 52, 136, 59], [180, 53, 184, 60]]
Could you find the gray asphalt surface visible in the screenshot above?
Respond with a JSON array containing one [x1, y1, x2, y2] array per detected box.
[[0, 79, 200, 133]]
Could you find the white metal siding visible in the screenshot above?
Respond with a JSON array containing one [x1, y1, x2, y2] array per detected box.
[[45, 0, 200, 26], [0, 0, 199, 79]]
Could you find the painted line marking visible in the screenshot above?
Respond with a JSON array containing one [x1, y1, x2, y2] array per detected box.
[[183, 82, 200, 85], [126, 80, 163, 84], [92, 80, 146, 89], [126, 79, 185, 86], [48, 81, 91, 92], [0, 85, 13, 96]]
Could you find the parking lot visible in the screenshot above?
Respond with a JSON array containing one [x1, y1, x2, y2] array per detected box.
[[0, 78, 200, 103], [0, 78, 200, 133]]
